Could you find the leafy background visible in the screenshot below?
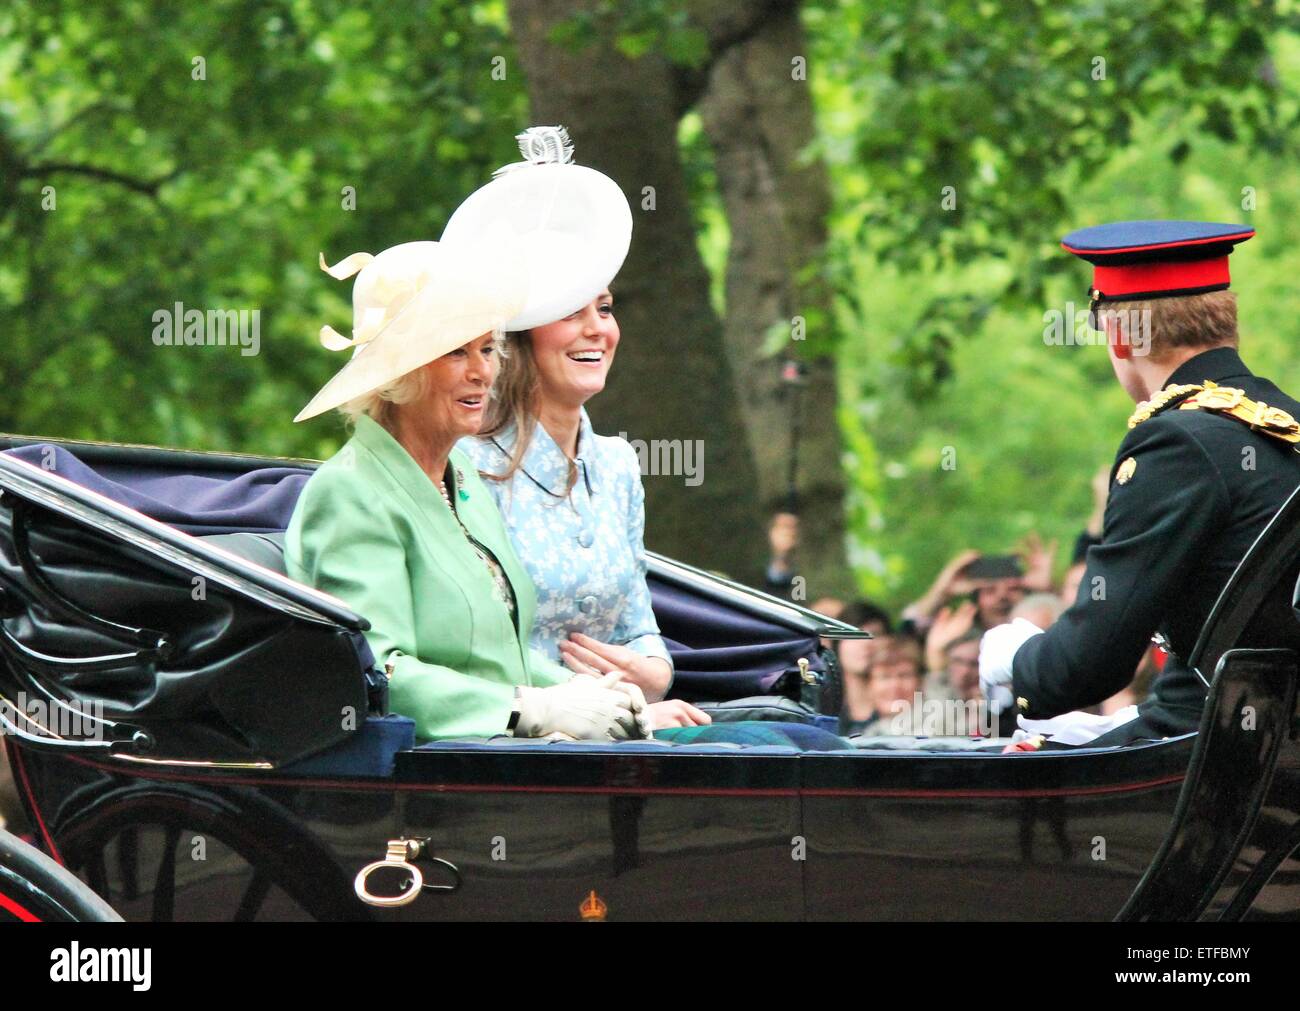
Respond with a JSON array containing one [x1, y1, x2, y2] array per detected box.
[[3, 0, 1299, 610]]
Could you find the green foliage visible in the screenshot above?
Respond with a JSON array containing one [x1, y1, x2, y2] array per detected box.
[[0, 0, 528, 458], [810, 0, 1297, 269], [793, 0, 1300, 610], [803, 0, 1300, 404], [830, 119, 1300, 610], [676, 110, 729, 316], [5, 0, 1300, 613]]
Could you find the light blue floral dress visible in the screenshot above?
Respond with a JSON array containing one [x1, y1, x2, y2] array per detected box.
[[458, 410, 673, 680]]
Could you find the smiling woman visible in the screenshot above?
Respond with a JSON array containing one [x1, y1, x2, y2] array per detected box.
[[284, 237, 650, 744], [465, 295, 693, 727], [452, 127, 707, 733]]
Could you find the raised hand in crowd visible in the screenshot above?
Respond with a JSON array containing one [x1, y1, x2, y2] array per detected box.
[[924, 600, 978, 674], [902, 548, 981, 629], [1018, 531, 1059, 593]]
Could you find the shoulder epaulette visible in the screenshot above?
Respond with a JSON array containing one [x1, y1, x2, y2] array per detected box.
[[1127, 383, 1203, 428], [1129, 379, 1300, 445]]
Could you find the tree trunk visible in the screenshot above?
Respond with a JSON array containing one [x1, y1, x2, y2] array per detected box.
[[697, 3, 853, 599], [506, 0, 768, 585]]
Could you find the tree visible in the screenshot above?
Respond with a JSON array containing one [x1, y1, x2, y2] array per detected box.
[[0, 0, 528, 458], [507, 0, 771, 582], [693, 0, 850, 597], [5, 0, 1299, 602], [507, 0, 851, 591]]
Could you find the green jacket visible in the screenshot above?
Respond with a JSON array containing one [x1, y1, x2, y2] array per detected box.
[[285, 414, 567, 740]]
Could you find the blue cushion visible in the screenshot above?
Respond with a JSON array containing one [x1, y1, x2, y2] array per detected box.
[[278, 715, 416, 777], [415, 737, 804, 756]]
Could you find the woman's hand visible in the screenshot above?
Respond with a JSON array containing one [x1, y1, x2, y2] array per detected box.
[[558, 633, 672, 702], [645, 699, 711, 730]]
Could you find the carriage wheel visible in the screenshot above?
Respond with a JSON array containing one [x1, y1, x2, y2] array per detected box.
[[54, 783, 368, 922], [0, 827, 121, 922]]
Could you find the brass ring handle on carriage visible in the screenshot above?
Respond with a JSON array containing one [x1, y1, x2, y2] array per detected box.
[[354, 838, 461, 907]]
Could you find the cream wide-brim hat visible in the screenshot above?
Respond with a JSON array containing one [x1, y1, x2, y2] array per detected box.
[[294, 237, 528, 423], [439, 127, 632, 331]]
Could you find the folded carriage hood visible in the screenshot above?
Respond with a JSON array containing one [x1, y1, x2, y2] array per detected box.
[[0, 451, 373, 767]]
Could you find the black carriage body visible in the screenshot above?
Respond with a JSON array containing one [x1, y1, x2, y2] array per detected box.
[[1, 434, 1297, 922], [6, 726, 1192, 922]]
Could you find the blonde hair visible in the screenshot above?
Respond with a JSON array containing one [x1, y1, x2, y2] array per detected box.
[[338, 369, 431, 430], [337, 328, 508, 431]]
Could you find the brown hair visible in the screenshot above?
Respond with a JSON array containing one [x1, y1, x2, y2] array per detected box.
[[1102, 289, 1238, 358], [869, 634, 923, 677], [478, 330, 579, 494]]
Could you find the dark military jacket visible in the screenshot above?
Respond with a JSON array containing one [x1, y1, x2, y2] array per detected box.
[[1013, 346, 1300, 742]]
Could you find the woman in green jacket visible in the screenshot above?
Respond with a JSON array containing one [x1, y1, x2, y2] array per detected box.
[[285, 238, 646, 742]]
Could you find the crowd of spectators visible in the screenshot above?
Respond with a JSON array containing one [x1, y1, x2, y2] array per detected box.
[[794, 465, 1158, 739]]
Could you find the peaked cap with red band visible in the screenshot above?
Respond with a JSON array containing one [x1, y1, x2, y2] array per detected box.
[[1062, 220, 1254, 310]]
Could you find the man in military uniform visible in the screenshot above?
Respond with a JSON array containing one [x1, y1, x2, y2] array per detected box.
[[980, 220, 1300, 747]]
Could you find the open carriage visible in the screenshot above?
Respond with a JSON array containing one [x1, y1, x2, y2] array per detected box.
[[0, 433, 1297, 921]]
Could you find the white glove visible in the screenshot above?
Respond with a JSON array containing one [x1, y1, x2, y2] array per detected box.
[[606, 678, 653, 740], [979, 618, 1044, 714], [514, 672, 646, 741], [1017, 705, 1141, 746], [566, 668, 653, 739]]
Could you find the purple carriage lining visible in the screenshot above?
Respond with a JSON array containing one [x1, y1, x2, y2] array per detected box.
[[5, 444, 311, 535]]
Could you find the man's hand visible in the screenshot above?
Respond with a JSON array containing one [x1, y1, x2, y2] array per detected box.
[[979, 617, 1044, 713], [903, 548, 981, 628], [559, 633, 672, 702], [933, 548, 982, 598]]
